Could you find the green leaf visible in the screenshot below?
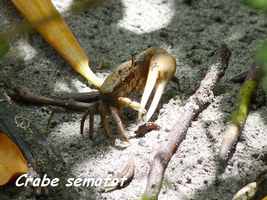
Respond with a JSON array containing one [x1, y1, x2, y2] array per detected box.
[[243, 0, 267, 12], [0, 37, 9, 59]]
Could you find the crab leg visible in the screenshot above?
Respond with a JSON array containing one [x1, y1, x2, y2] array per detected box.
[[80, 109, 95, 137], [11, 0, 103, 88], [88, 113, 95, 140], [110, 106, 129, 142], [118, 97, 146, 114], [99, 104, 113, 139], [139, 53, 176, 122]]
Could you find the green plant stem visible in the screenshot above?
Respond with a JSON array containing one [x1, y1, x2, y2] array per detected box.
[[219, 65, 259, 163]]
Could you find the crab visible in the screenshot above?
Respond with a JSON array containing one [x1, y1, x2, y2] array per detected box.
[[79, 47, 176, 141]]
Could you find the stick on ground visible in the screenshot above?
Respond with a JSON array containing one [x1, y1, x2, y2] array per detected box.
[[141, 45, 231, 200], [219, 64, 259, 164], [53, 91, 101, 102], [10, 87, 98, 112]]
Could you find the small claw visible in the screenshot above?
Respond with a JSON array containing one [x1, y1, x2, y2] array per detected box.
[[118, 97, 146, 114], [139, 53, 176, 122]]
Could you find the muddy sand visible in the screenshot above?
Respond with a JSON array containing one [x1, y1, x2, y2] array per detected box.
[[0, 0, 267, 199]]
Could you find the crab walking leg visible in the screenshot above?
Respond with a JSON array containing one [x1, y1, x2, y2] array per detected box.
[[110, 106, 129, 142], [99, 104, 113, 139], [11, 0, 103, 88], [89, 112, 95, 139], [139, 53, 176, 121], [100, 112, 112, 138]]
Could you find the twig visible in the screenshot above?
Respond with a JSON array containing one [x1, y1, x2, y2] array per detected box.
[[53, 91, 101, 102], [10, 87, 98, 112], [141, 45, 231, 200], [219, 64, 259, 164]]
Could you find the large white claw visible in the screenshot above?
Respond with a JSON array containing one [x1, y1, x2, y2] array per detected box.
[[139, 53, 176, 122], [138, 65, 158, 120]]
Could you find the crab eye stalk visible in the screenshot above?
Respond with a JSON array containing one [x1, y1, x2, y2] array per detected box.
[[139, 53, 176, 122]]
